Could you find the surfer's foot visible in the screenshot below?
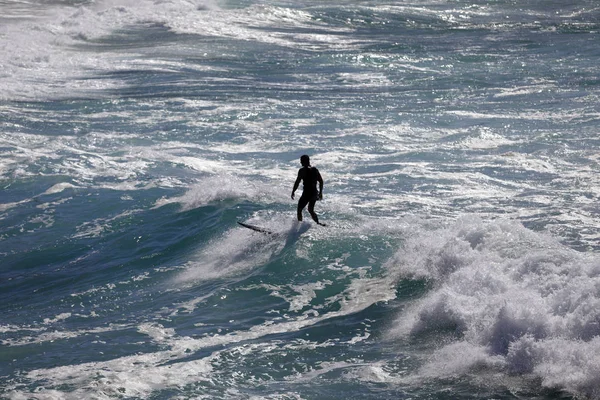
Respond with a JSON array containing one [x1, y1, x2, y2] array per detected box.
[[317, 222, 327, 227]]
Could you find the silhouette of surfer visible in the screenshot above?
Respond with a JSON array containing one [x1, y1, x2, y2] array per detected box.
[[291, 155, 325, 226]]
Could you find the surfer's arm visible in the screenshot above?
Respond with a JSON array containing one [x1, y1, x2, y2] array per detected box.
[[291, 171, 302, 199], [316, 169, 323, 199]]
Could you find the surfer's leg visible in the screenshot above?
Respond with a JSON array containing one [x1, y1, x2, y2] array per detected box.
[[307, 199, 319, 224], [297, 196, 309, 221]]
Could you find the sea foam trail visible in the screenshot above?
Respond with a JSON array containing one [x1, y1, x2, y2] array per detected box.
[[385, 216, 600, 398]]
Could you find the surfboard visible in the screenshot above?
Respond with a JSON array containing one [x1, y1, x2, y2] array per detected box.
[[237, 221, 273, 234]]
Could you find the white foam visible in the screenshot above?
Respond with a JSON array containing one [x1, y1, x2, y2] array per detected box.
[[493, 82, 558, 98], [385, 216, 600, 397], [174, 220, 283, 284], [447, 108, 591, 123], [0, 199, 31, 213], [260, 281, 334, 313], [167, 4, 358, 51], [41, 183, 79, 195], [155, 172, 288, 212], [0, 8, 119, 100], [418, 341, 506, 378], [458, 128, 516, 150], [42, 313, 72, 325], [173, 216, 315, 287], [2, 323, 131, 347], [0, 0, 218, 101], [72, 208, 144, 239]]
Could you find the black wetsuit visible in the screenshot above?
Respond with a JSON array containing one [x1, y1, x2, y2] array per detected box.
[[300, 166, 319, 198], [297, 166, 322, 223]]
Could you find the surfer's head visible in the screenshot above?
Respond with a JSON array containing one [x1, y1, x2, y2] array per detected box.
[[300, 154, 310, 167]]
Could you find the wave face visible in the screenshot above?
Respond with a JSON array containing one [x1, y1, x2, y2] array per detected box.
[[1, 0, 600, 398]]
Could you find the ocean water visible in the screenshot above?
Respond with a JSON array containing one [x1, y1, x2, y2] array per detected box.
[[1, 0, 600, 398]]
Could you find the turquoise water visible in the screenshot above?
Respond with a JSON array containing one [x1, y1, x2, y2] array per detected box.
[[1, 0, 600, 398]]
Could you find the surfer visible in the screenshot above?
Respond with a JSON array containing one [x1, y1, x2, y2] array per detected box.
[[291, 154, 325, 225]]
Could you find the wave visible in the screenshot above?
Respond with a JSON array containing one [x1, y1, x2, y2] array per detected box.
[[3, 209, 598, 398], [385, 216, 600, 398]]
